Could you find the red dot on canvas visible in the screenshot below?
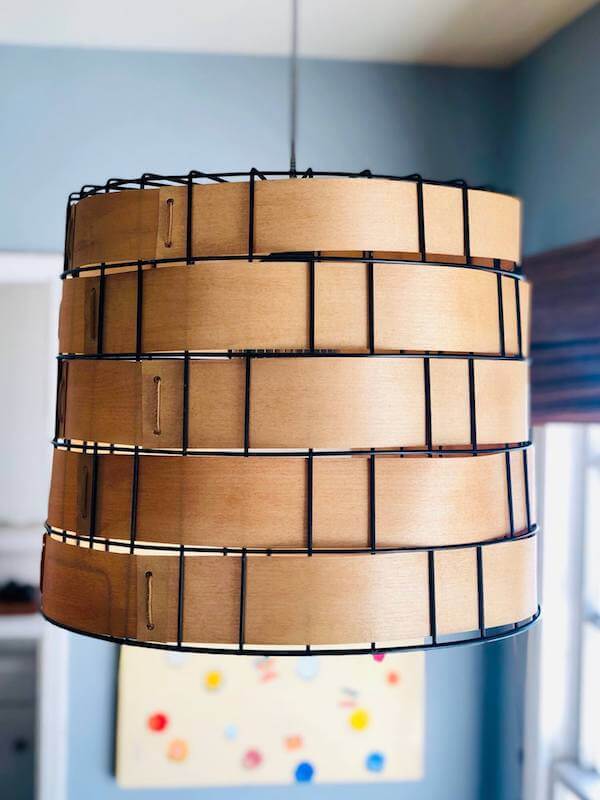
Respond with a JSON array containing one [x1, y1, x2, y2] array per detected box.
[[387, 671, 400, 685], [242, 749, 263, 769], [147, 712, 168, 732]]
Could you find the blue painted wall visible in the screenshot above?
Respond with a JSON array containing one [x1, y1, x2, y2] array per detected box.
[[507, 2, 600, 255], [0, 45, 509, 252]]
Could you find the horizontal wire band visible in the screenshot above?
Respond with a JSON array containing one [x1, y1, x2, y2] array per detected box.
[[52, 440, 532, 457], [55, 356, 529, 450], [58, 352, 529, 361], [66, 177, 521, 270], [69, 169, 512, 200], [41, 609, 540, 657], [58, 259, 530, 357], [61, 253, 523, 280], [48, 447, 536, 550], [41, 533, 538, 648], [44, 524, 538, 555]]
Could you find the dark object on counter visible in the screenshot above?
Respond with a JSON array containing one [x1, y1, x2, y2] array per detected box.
[[0, 581, 39, 615]]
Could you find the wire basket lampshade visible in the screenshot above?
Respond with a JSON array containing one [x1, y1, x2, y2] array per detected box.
[[40, 169, 539, 655]]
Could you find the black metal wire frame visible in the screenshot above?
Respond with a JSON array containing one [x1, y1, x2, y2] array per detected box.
[[46, 521, 538, 556], [44, 497, 539, 654], [49, 166, 535, 655], [61, 168, 523, 279], [44, 442, 538, 656], [42, 607, 540, 658], [53, 354, 532, 464]]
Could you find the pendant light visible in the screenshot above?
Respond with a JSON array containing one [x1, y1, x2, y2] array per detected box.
[[40, 1, 539, 655]]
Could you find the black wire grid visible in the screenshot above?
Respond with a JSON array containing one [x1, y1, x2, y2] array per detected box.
[[45, 168, 540, 655]]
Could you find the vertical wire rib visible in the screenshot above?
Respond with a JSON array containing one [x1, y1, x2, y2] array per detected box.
[[476, 545, 485, 637], [523, 449, 532, 530], [186, 172, 194, 265], [54, 360, 63, 440], [514, 278, 523, 358], [248, 170, 256, 261], [369, 450, 376, 553], [244, 356, 251, 455], [461, 184, 472, 265], [289, 0, 299, 175], [135, 262, 144, 359], [96, 265, 106, 356], [423, 358, 432, 453], [129, 449, 140, 554], [177, 544, 185, 647], [496, 273, 506, 357], [308, 256, 315, 352], [63, 201, 72, 272], [78, 441, 87, 547], [182, 351, 190, 453], [416, 178, 426, 261], [238, 549, 247, 651], [366, 251, 375, 353], [306, 449, 313, 555], [468, 358, 477, 453], [505, 450, 515, 536], [428, 550, 437, 644], [88, 444, 99, 549], [59, 362, 69, 443]]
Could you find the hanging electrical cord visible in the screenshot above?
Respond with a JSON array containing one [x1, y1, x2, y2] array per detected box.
[[289, 0, 299, 175]]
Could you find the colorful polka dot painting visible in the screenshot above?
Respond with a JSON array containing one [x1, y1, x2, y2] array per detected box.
[[117, 649, 424, 787]]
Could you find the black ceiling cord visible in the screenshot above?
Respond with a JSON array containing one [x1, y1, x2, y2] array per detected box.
[[289, 0, 299, 175]]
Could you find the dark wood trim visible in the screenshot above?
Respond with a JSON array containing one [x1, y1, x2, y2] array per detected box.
[[525, 237, 600, 424]]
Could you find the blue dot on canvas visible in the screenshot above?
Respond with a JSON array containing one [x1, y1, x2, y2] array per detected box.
[[366, 752, 385, 772], [165, 652, 188, 668], [294, 761, 315, 782], [224, 724, 238, 741], [295, 657, 319, 681]]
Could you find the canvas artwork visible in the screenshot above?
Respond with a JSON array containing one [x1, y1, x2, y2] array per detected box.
[[116, 648, 424, 788]]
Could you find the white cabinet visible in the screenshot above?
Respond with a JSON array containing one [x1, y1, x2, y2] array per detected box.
[[0, 253, 68, 800]]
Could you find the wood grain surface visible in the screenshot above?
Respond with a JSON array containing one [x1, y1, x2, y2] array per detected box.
[[58, 260, 530, 356], [41, 533, 537, 646], [58, 356, 529, 450], [47, 447, 535, 549], [68, 179, 521, 269]]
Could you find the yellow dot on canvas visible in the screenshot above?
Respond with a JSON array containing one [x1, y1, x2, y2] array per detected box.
[[349, 708, 370, 730], [204, 670, 222, 691], [167, 738, 188, 763]]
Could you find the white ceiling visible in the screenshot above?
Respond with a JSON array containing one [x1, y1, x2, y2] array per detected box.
[[0, 0, 597, 67]]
